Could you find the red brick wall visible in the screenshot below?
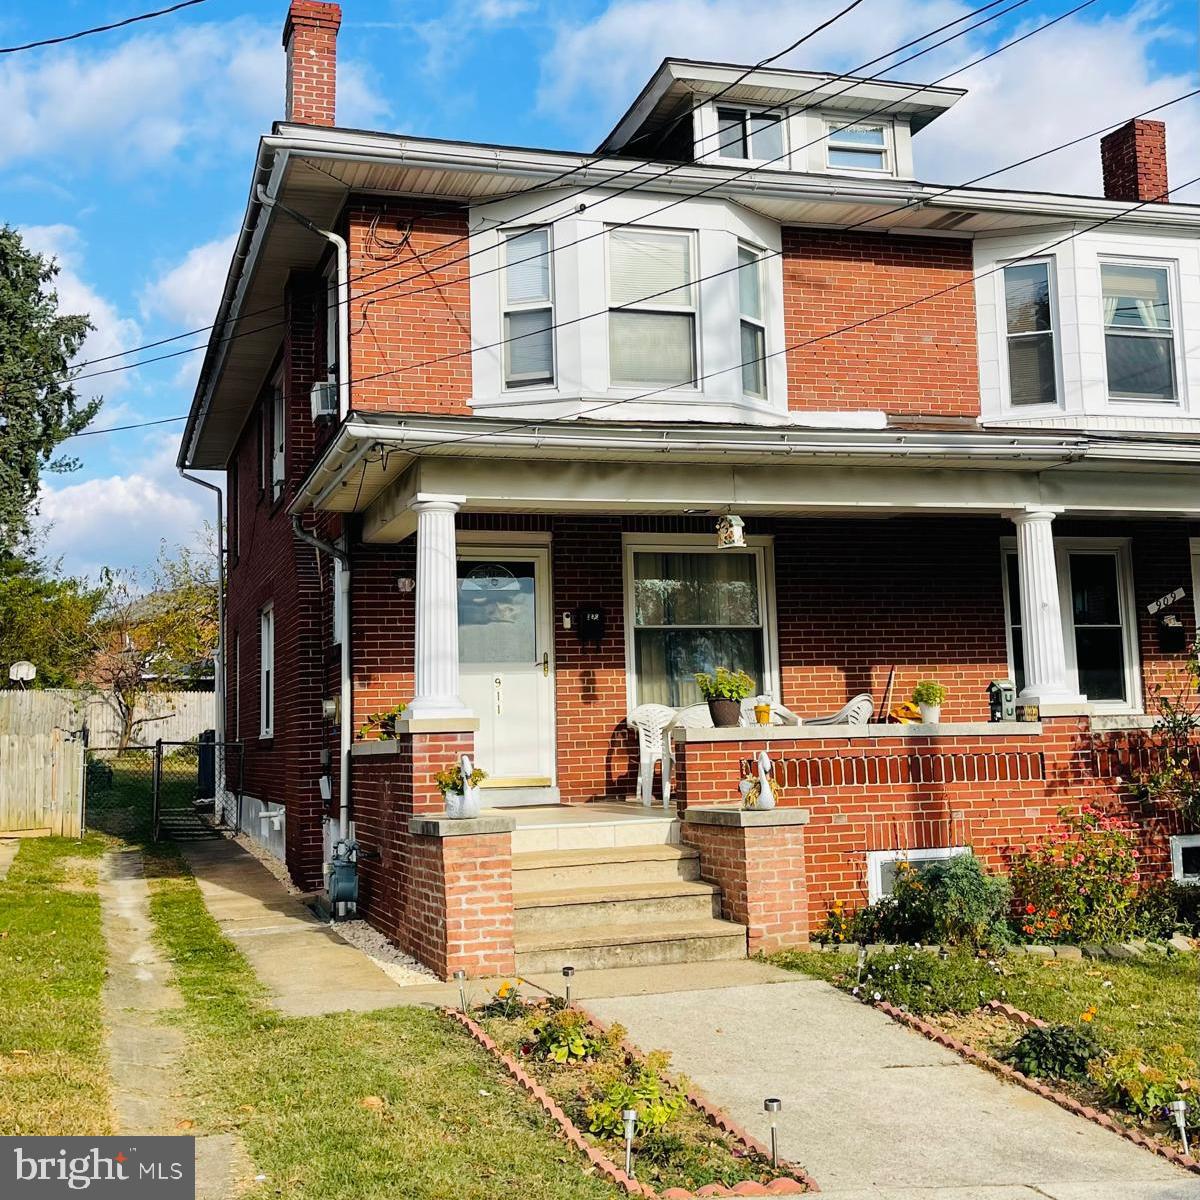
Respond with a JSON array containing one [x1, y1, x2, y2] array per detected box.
[[346, 200, 473, 416], [782, 231, 978, 416], [1100, 119, 1168, 203], [283, 1, 341, 127]]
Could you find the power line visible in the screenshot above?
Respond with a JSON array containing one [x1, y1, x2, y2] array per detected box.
[[0, 0, 208, 54], [65, 415, 188, 438]]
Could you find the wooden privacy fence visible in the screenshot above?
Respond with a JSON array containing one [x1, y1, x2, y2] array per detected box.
[[0, 728, 84, 836], [0, 689, 215, 747]]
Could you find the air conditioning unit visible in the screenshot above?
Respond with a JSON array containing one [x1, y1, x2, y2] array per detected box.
[[310, 380, 337, 423]]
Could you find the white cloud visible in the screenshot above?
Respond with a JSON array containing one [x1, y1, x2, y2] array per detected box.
[[538, 0, 1198, 199], [0, 19, 390, 171], [141, 233, 237, 331], [20, 224, 142, 398], [37, 435, 214, 580]]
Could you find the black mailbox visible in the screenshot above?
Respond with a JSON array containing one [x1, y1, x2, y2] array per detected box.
[[1158, 612, 1187, 654], [573, 606, 607, 646]]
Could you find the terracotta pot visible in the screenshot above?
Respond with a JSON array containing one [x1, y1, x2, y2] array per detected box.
[[707, 698, 742, 727]]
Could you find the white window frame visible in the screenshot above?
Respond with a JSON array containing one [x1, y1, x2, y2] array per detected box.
[[332, 555, 347, 646], [1000, 536, 1142, 713], [999, 257, 1062, 410], [1170, 834, 1200, 885], [867, 846, 968, 903], [270, 370, 285, 502], [825, 119, 891, 174], [606, 226, 700, 391], [501, 226, 556, 389], [324, 259, 339, 385], [621, 532, 779, 711], [1099, 255, 1182, 406], [712, 104, 787, 165], [738, 241, 768, 400], [259, 604, 275, 739]]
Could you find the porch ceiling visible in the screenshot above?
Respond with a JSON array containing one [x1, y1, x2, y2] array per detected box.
[[288, 413, 1200, 541]]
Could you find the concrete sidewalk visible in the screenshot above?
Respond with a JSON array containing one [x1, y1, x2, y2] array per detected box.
[[588, 980, 1200, 1200]]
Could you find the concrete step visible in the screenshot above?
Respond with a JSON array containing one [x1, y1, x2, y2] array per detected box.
[[514, 880, 721, 935], [511, 813, 681, 854], [512, 844, 701, 891], [515, 918, 747, 973]]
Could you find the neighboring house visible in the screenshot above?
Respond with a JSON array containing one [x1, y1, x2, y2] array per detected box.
[[178, 0, 1200, 979]]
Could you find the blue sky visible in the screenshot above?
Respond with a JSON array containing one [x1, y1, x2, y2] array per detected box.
[[1, 0, 1196, 577]]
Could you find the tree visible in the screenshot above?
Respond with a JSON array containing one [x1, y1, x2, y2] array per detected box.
[[87, 537, 219, 750], [0, 225, 101, 554], [0, 554, 104, 687]]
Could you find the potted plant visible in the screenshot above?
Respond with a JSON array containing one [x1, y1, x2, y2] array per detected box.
[[911, 680, 948, 724], [694, 667, 755, 728], [436, 755, 488, 819], [358, 701, 407, 740]]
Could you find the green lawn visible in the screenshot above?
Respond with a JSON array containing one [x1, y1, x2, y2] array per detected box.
[[145, 847, 621, 1200], [85, 751, 196, 841], [0, 835, 111, 1135]]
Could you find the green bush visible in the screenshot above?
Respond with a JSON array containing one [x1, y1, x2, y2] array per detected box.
[[850, 948, 1006, 1016], [1001, 1023, 1105, 1083], [1134, 879, 1200, 939], [530, 1007, 607, 1064], [1009, 805, 1141, 944], [1090, 1044, 1200, 1122], [586, 1052, 685, 1138]]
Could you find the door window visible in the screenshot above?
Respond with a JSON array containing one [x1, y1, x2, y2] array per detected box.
[[457, 561, 536, 663]]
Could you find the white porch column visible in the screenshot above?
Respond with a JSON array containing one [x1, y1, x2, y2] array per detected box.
[[407, 493, 472, 720], [1010, 507, 1081, 706]]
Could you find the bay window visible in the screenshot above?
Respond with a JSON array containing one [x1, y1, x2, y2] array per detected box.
[[827, 122, 887, 171], [626, 539, 775, 707], [716, 107, 784, 162], [1102, 262, 1176, 402], [1003, 261, 1057, 406], [503, 227, 555, 387], [608, 228, 697, 388], [738, 243, 767, 398]]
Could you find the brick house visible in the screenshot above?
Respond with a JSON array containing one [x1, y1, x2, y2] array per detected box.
[[178, 0, 1200, 979]]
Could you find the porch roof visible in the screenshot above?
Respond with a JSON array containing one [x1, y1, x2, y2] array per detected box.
[[289, 412, 1200, 540]]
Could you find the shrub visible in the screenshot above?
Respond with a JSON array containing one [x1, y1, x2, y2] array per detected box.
[[850, 948, 1006, 1016], [530, 1007, 607, 1064], [1009, 805, 1141, 944], [1001, 1024, 1105, 1084], [586, 1051, 685, 1138], [1133, 880, 1200, 939], [693, 667, 755, 702], [1090, 1044, 1200, 1122]]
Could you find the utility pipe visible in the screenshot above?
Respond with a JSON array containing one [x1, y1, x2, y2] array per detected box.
[[178, 469, 227, 818]]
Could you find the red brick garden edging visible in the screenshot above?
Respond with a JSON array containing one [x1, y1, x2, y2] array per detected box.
[[445, 1007, 817, 1197], [874, 1000, 1200, 1175]]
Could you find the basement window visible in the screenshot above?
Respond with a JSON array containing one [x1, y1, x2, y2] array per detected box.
[[867, 847, 968, 903], [1172, 834, 1200, 885]]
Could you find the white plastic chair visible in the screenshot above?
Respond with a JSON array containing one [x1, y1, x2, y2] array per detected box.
[[803, 692, 875, 726], [626, 704, 678, 808]]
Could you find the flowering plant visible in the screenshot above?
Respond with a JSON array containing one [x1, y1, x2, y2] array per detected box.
[[1009, 805, 1141, 944]]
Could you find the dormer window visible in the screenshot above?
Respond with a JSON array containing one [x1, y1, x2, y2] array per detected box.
[[716, 107, 784, 163], [826, 122, 888, 171]]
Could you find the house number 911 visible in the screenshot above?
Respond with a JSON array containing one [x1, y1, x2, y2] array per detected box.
[[494, 676, 503, 715]]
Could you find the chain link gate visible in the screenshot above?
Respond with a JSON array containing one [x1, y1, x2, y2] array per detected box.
[[84, 737, 244, 842]]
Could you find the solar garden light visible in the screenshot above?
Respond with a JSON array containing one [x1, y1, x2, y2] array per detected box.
[[1168, 1100, 1190, 1156], [764, 1098, 782, 1167], [453, 969, 467, 1014], [562, 964, 575, 1004], [622, 1109, 638, 1177]]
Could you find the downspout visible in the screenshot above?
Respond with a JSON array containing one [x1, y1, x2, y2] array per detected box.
[[178, 470, 226, 816]]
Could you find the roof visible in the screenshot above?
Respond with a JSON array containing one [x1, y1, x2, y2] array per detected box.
[[598, 58, 965, 155]]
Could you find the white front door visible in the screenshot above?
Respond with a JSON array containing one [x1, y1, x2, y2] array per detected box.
[[457, 546, 557, 805]]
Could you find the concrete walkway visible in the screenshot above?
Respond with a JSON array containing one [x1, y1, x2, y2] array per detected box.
[[588, 980, 1200, 1200]]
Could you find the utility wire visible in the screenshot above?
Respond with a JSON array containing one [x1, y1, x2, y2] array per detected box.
[[0, 0, 208, 54]]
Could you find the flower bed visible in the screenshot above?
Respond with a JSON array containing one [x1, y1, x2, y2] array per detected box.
[[452, 984, 814, 1197]]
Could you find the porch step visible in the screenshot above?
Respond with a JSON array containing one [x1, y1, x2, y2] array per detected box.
[[514, 918, 747, 973], [514, 880, 721, 935], [512, 844, 701, 891], [511, 813, 681, 854]]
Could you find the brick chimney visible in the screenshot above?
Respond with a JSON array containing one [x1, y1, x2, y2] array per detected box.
[[283, 1, 342, 126], [1100, 119, 1168, 204]]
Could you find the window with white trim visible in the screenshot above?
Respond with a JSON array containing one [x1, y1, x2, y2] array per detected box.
[[1102, 261, 1177, 402], [324, 259, 340, 384], [826, 122, 888, 171], [1171, 834, 1200, 885], [502, 227, 554, 387], [271, 381, 285, 502], [716, 107, 784, 162], [233, 633, 240, 741], [332, 556, 346, 645], [625, 539, 776, 707], [1003, 261, 1058, 406], [259, 604, 275, 739], [738, 243, 767, 399], [1002, 538, 1141, 710], [608, 228, 697, 388], [867, 847, 968, 902]]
